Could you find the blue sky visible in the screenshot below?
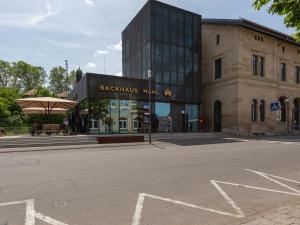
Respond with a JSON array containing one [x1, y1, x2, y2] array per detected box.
[[0, 0, 295, 76]]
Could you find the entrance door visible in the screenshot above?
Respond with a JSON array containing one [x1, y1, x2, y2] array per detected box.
[[214, 101, 222, 132], [293, 100, 299, 130]]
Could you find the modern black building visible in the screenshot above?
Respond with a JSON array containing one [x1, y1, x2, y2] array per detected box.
[[122, 0, 202, 102], [68, 0, 202, 134]]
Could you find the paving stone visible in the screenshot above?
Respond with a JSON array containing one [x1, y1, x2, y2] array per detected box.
[[241, 204, 300, 225]]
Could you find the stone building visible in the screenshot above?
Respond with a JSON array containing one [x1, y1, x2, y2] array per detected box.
[[201, 18, 300, 135]]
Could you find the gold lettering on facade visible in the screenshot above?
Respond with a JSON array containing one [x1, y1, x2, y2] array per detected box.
[[99, 85, 158, 95]]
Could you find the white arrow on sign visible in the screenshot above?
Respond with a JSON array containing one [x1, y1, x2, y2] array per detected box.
[[0, 199, 68, 225]]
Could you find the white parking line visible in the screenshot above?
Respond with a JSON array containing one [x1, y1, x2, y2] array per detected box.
[[0, 199, 68, 225], [131, 169, 300, 225]]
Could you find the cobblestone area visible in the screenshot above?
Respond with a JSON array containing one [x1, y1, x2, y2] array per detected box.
[[242, 205, 300, 225]]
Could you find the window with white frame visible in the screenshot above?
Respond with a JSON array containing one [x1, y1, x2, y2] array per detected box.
[[119, 119, 128, 130], [133, 119, 142, 130]]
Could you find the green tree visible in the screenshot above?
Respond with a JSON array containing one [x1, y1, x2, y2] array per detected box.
[[49, 67, 78, 94], [33, 86, 57, 97], [0, 87, 23, 126], [67, 69, 77, 91], [11, 61, 47, 91], [0, 60, 12, 87], [253, 0, 300, 41], [49, 66, 67, 94]]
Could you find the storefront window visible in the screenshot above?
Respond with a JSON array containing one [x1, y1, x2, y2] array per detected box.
[[83, 98, 198, 134], [119, 119, 128, 130], [155, 102, 171, 132], [185, 104, 198, 132], [133, 119, 142, 130], [110, 99, 119, 133]]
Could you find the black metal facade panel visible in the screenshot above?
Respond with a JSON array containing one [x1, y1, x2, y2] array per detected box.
[[67, 75, 88, 103], [122, 1, 151, 79], [85, 73, 200, 104], [122, 0, 202, 103]]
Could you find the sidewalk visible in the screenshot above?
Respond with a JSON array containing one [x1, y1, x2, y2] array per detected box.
[[242, 204, 300, 225]]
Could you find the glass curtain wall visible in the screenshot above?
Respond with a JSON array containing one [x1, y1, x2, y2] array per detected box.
[[151, 2, 201, 103], [87, 99, 199, 134], [154, 102, 171, 132], [88, 99, 148, 134], [185, 104, 198, 132]]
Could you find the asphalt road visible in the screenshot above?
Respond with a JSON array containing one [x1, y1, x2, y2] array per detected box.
[[1, 136, 300, 225]]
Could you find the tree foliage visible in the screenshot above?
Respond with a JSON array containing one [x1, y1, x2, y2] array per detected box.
[[11, 61, 47, 91], [33, 86, 57, 97], [0, 87, 23, 126], [253, 0, 300, 41], [49, 67, 76, 94], [0, 60, 12, 87], [0, 59, 80, 130]]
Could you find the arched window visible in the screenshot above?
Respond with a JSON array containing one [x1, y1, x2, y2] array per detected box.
[[259, 100, 265, 122], [279, 97, 288, 122], [251, 99, 258, 122]]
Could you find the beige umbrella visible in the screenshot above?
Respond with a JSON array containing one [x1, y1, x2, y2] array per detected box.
[[16, 97, 77, 115], [22, 107, 68, 115]]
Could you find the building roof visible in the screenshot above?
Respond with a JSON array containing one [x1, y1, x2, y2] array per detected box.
[[202, 18, 300, 47], [23, 89, 36, 97]]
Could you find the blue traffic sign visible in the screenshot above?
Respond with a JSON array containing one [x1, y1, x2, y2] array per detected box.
[[270, 102, 279, 111]]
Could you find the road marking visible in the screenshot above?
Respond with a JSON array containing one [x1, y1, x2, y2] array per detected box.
[[0, 199, 68, 225], [223, 138, 249, 142], [246, 169, 300, 194], [131, 169, 300, 225], [25, 200, 35, 225]]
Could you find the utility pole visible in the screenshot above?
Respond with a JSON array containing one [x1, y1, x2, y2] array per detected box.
[[65, 59, 69, 92], [148, 69, 152, 144]]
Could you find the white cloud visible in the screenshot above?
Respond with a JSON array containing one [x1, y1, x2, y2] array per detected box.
[[107, 40, 122, 51], [84, 0, 94, 6], [115, 72, 122, 76], [0, 1, 59, 27], [86, 62, 97, 69], [94, 50, 109, 56]]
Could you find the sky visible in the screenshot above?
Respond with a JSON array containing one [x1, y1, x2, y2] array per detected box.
[[0, 0, 295, 76]]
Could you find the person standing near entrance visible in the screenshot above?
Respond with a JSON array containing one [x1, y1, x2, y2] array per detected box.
[[166, 114, 173, 133]]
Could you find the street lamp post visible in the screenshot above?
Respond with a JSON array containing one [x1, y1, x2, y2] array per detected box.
[[148, 70, 152, 144]]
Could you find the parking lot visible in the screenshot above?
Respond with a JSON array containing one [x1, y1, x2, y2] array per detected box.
[[0, 136, 300, 225]]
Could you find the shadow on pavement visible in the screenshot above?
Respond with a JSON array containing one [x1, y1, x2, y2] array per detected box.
[[155, 137, 242, 146]]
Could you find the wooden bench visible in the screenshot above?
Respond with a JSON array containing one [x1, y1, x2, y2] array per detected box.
[[96, 135, 144, 144], [33, 124, 66, 136]]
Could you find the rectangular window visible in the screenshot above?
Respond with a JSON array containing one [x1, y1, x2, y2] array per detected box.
[[252, 55, 264, 76], [281, 63, 286, 81], [215, 58, 222, 80], [216, 34, 220, 45], [133, 120, 142, 130], [119, 120, 128, 130], [296, 66, 300, 84]]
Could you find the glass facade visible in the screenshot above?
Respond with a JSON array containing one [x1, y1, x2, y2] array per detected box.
[[75, 98, 198, 134], [122, 0, 202, 103]]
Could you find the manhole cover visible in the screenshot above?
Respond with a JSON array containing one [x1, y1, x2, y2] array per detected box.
[[54, 201, 68, 207]]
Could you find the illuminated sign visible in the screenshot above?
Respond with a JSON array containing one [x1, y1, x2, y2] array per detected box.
[[99, 85, 160, 95], [163, 89, 172, 97]]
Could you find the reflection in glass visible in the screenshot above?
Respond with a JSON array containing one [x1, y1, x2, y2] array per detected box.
[[155, 102, 171, 133], [185, 104, 198, 132]]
